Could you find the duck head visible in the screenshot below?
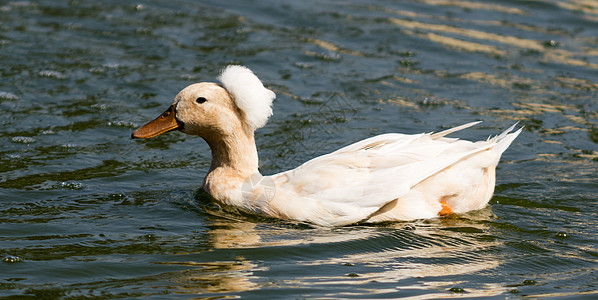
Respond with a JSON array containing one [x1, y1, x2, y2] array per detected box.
[[132, 65, 276, 142]]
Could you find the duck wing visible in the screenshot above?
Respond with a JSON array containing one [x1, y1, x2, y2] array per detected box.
[[269, 122, 520, 226]]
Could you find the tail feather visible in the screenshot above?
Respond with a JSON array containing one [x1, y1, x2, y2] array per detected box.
[[492, 123, 522, 155], [431, 121, 521, 155]]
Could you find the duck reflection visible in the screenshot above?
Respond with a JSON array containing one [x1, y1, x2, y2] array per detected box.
[[159, 259, 261, 294], [161, 200, 505, 297], [291, 207, 506, 297]]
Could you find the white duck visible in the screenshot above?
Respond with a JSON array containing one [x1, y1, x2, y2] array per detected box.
[[132, 65, 521, 227]]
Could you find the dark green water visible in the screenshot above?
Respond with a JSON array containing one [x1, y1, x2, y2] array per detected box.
[[1, 0, 597, 298]]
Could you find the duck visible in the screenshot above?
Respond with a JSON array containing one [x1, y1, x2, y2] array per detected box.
[[132, 65, 521, 227]]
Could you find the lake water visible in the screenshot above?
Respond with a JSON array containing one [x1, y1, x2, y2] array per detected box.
[[1, 0, 597, 298]]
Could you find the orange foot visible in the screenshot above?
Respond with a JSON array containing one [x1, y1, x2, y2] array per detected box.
[[438, 201, 454, 216]]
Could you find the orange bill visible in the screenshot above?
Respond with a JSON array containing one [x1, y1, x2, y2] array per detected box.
[[131, 105, 182, 139]]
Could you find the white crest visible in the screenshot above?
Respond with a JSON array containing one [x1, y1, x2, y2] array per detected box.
[[218, 65, 276, 130]]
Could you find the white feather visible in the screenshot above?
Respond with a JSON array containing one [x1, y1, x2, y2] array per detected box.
[[139, 65, 522, 226], [264, 123, 522, 226], [218, 65, 276, 130]]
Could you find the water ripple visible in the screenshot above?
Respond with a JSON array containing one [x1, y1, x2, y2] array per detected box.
[[1, 0, 597, 298]]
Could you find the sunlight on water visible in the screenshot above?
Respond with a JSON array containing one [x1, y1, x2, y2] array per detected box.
[[0, 0, 596, 298]]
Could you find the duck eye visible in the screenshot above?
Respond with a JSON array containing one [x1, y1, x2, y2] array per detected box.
[[196, 97, 207, 104]]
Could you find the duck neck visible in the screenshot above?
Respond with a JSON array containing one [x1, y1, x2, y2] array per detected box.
[[204, 127, 259, 180]]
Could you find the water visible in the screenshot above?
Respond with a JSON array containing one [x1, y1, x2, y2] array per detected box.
[[1, 0, 597, 298]]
